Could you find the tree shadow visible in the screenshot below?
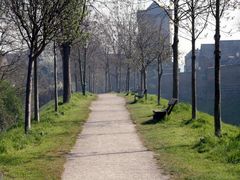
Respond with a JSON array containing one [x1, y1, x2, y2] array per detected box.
[[156, 144, 191, 151], [181, 119, 194, 126]]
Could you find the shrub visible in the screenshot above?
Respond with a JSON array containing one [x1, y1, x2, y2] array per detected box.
[[0, 81, 23, 132]]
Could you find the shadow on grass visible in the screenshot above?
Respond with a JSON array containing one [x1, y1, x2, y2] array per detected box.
[[0, 155, 31, 166], [141, 118, 164, 125], [181, 118, 209, 129], [33, 153, 63, 162], [181, 119, 194, 126], [157, 144, 191, 151], [127, 100, 137, 104]]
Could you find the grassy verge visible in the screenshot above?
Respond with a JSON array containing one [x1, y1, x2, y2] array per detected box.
[[125, 94, 240, 180], [0, 93, 96, 179]]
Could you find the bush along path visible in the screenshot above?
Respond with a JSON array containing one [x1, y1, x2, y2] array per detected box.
[[0, 93, 96, 179], [125, 94, 240, 180], [62, 94, 169, 180]]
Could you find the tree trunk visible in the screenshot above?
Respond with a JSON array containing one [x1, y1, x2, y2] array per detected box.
[[133, 69, 136, 90], [105, 69, 108, 93], [77, 48, 84, 95], [125, 65, 130, 92], [191, 3, 197, 120], [157, 57, 163, 105], [172, 0, 179, 100], [105, 55, 111, 92], [54, 42, 58, 112], [119, 60, 122, 92], [91, 69, 94, 93], [137, 71, 140, 90], [25, 53, 34, 133], [108, 65, 111, 92], [115, 66, 119, 92], [214, 0, 222, 137], [88, 65, 91, 92], [61, 42, 71, 103], [93, 71, 95, 93], [143, 68, 147, 100], [82, 46, 87, 95], [74, 60, 79, 92], [140, 69, 143, 92], [34, 58, 39, 122]]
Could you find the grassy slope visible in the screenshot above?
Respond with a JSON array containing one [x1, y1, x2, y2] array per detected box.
[[0, 93, 96, 179], [125, 94, 240, 180]]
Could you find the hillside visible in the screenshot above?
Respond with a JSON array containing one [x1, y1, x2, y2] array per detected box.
[[125, 94, 240, 180], [0, 94, 95, 179]]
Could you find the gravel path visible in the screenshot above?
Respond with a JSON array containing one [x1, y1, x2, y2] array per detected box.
[[62, 94, 169, 180]]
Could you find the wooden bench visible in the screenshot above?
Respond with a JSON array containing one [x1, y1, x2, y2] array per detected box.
[[153, 98, 178, 120], [134, 89, 146, 102]]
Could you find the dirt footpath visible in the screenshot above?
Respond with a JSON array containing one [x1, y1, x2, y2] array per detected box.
[[62, 94, 169, 180]]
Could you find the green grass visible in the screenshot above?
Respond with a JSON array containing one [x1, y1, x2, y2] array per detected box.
[[0, 93, 96, 179], [125, 94, 240, 180]]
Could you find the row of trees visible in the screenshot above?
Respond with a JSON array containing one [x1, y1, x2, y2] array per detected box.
[[0, 0, 89, 133], [152, 0, 239, 137], [90, 0, 239, 137]]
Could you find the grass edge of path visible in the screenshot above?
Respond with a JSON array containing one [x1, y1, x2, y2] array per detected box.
[[0, 93, 96, 179]]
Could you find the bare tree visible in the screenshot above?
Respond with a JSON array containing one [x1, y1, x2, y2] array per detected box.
[[210, 0, 232, 136], [118, 3, 138, 93], [134, 19, 160, 99], [181, 0, 210, 119], [156, 35, 171, 105], [0, 0, 23, 82], [155, 0, 188, 100]]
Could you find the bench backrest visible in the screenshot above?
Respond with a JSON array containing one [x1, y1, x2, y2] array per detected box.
[[166, 98, 178, 115]]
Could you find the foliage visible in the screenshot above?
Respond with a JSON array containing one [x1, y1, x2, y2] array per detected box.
[[125, 94, 240, 180], [0, 93, 96, 179], [58, 0, 88, 44], [0, 81, 22, 132]]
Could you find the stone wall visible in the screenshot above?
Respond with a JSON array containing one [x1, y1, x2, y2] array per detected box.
[[158, 64, 240, 125]]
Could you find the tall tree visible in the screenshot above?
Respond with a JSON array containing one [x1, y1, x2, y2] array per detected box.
[[172, 0, 180, 100], [34, 56, 39, 122], [210, 0, 236, 136], [59, 0, 87, 103], [156, 35, 171, 105], [53, 42, 58, 112], [155, 0, 188, 100], [182, 0, 209, 119]]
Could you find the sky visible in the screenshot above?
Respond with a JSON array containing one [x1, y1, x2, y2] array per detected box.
[[143, 0, 240, 66], [93, 0, 240, 68]]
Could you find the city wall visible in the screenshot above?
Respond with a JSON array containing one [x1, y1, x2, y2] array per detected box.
[[153, 64, 240, 125]]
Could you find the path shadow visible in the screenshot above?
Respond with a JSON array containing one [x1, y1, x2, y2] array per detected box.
[[66, 149, 150, 159]]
